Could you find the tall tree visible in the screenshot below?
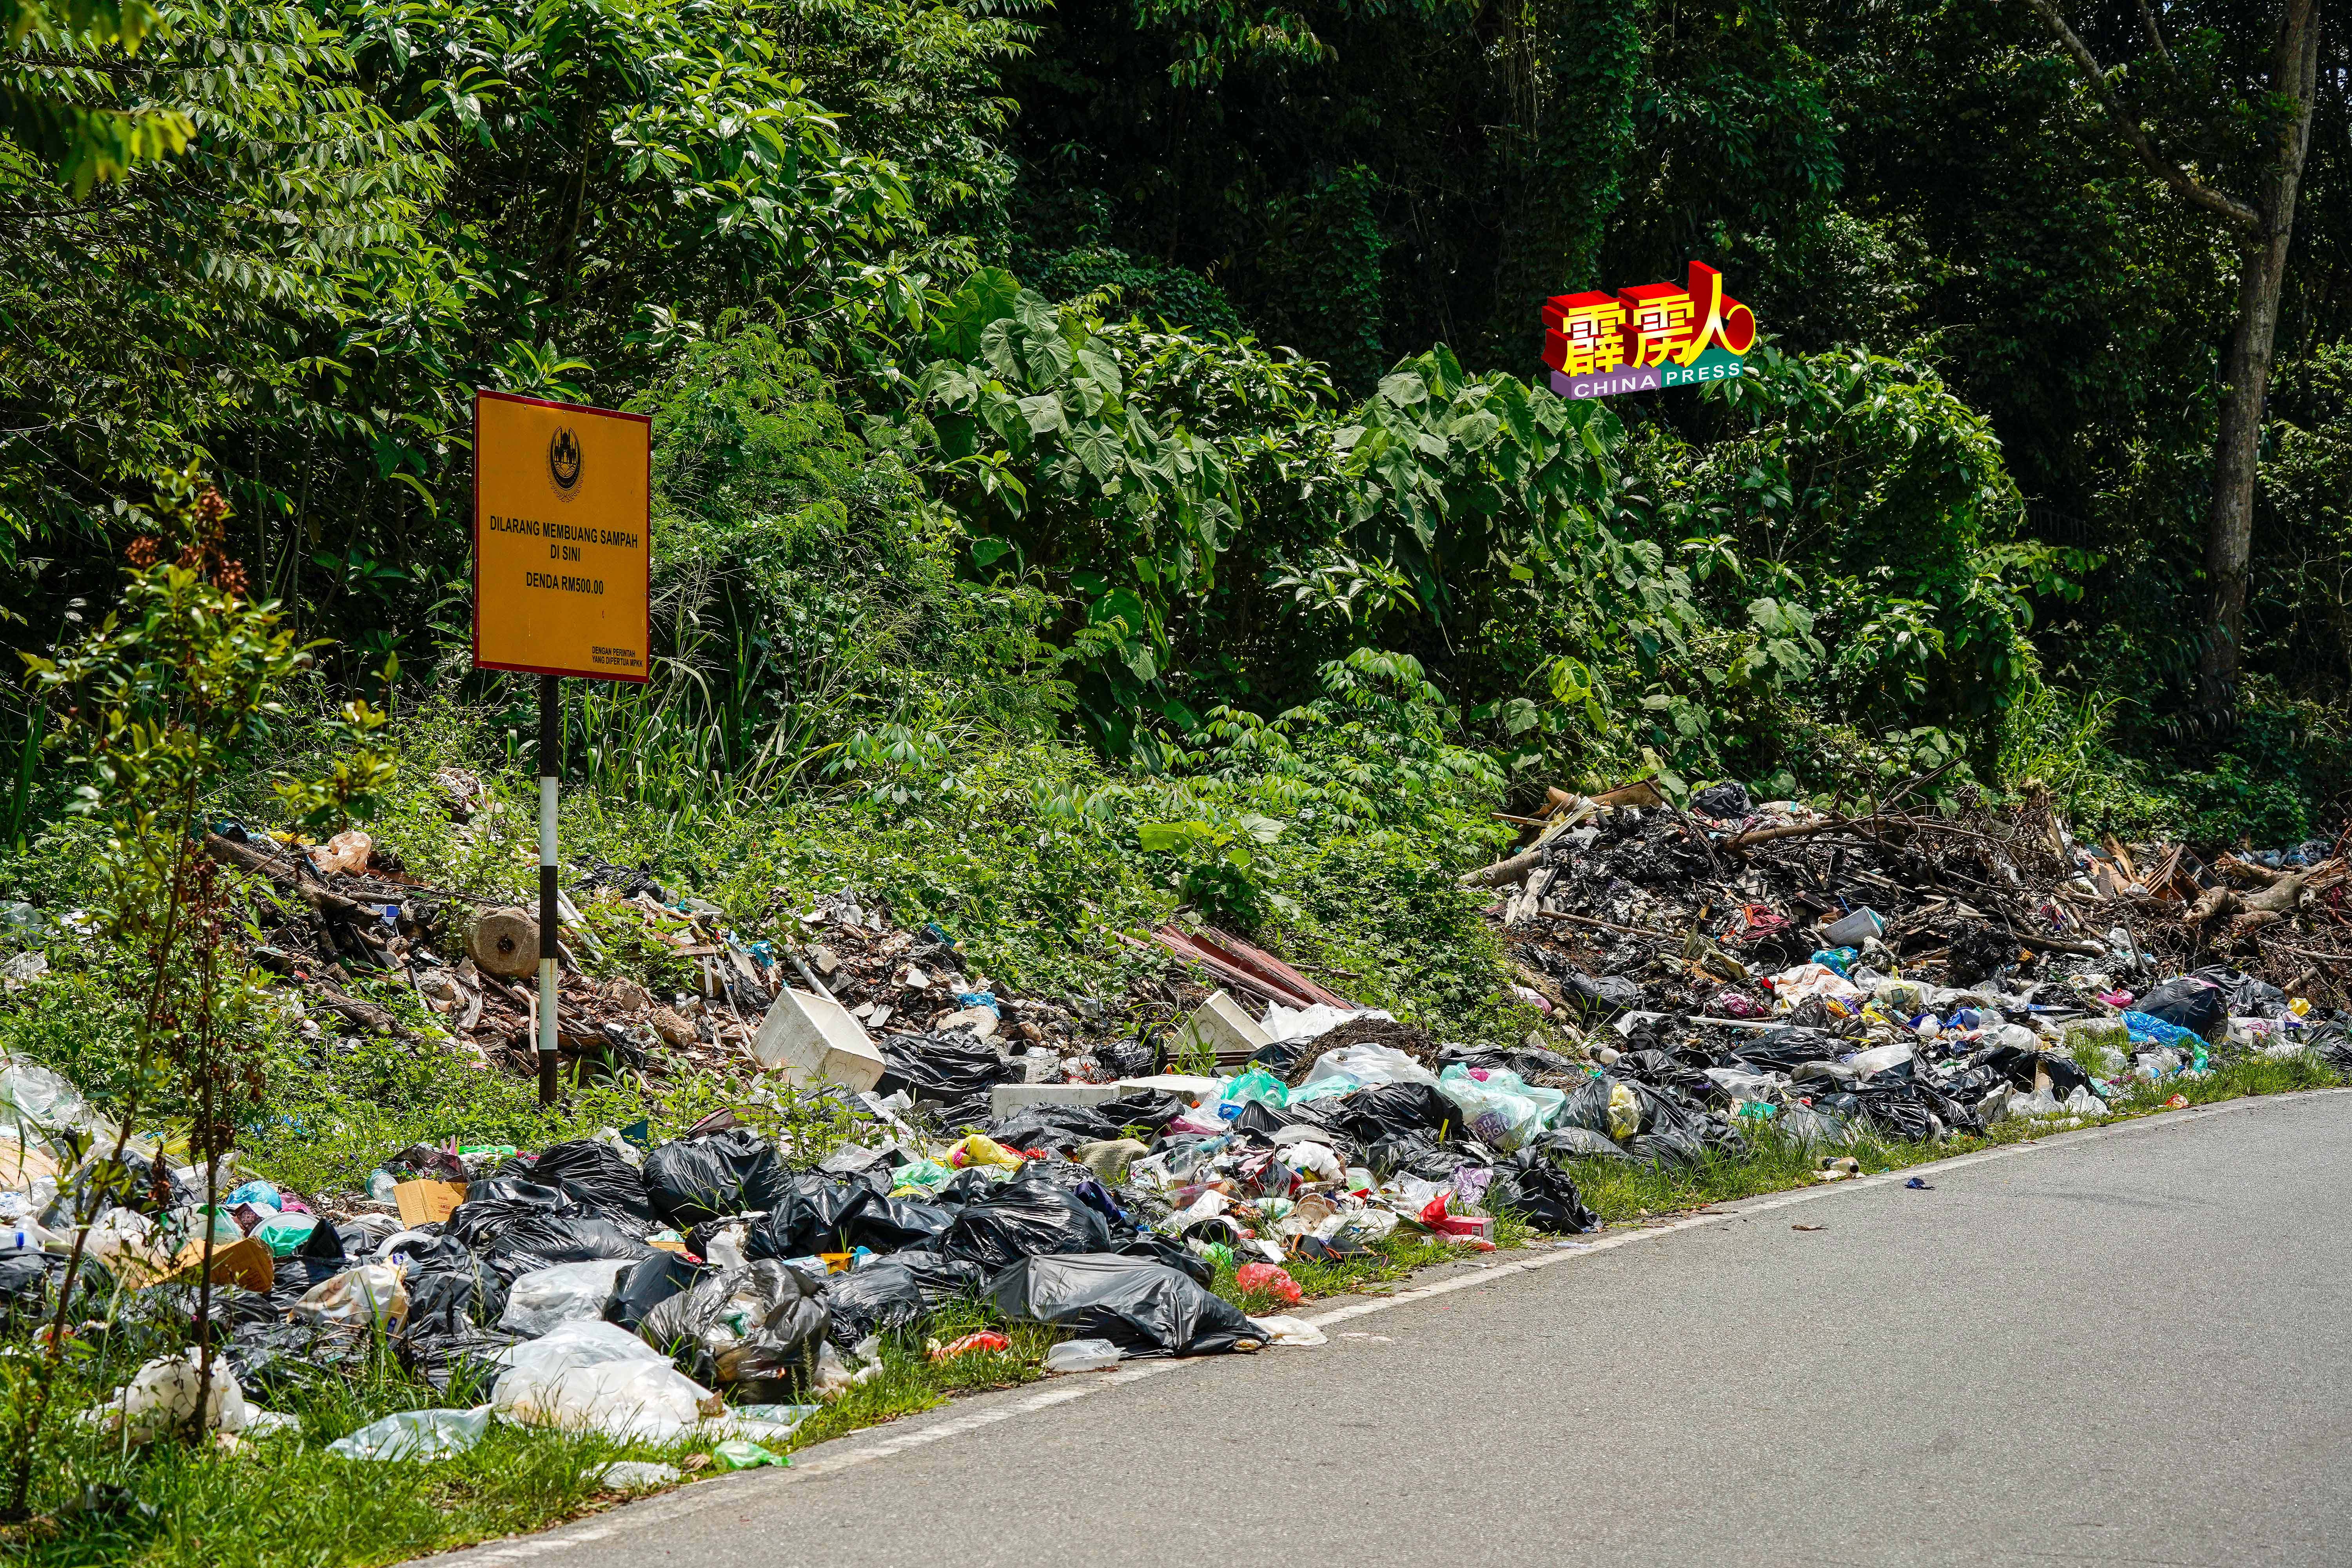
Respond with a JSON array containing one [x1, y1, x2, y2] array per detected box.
[[2021, 0, 2324, 719]]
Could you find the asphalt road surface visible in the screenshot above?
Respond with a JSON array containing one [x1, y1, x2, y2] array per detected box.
[[428, 1089, 2352, 1568]]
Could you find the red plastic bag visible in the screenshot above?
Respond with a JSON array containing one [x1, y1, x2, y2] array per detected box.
[[1417, 1194, 1496, 1244], [1234, 1263, 1303, 1305], [929, 1330, 1010, 1360]]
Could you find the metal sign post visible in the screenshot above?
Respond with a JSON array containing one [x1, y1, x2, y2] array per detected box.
[[472, 389, 652, 1107], [538, 674, 561, 1105]]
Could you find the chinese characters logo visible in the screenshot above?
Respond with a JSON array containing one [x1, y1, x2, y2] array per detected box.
[[1540, 261, 1757, 400]]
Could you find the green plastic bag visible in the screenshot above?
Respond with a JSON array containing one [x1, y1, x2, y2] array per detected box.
[[253, 1212, 320, 1258], [710, 1439, 787, 1472], [1218, 1067, 1289, 1112]]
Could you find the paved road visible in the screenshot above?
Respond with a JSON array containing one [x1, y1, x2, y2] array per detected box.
[[432, 1090, 2352, 1568]]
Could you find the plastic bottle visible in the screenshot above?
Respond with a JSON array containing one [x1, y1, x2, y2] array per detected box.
[[1044, 1338, 1123, 1374]]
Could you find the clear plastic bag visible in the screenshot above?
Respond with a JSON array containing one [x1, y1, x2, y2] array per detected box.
[[1435, 1064, 1564, 1152], [497, 1258, 634, 1337], [491, 1320, 719, 1440], [1301, 1045, 1436, 1090], [1043, 1338, 1122, 1373], [327, 1406, 491, 1461]]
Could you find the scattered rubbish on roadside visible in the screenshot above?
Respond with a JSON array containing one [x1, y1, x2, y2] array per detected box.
[[0, 780, 2337, 1500], [1460, 779, 2348, 1160], [327, 1406, 492, 1461], [1042, 1338, 1123, 1373], [598, 1460, 682, 1491]]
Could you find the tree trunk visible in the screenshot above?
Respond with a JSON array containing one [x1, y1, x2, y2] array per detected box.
[[2198, 230, 2294, 719], [2192, 0, 2322, 721]]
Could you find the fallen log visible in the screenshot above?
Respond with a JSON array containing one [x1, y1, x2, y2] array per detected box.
[[203, 833, 370, 918]]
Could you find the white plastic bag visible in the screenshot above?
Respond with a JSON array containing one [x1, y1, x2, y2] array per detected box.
[[1846, 1042, 1915, 1079], [1247, 1315, 1327, 1347], [497, 1258, 634, 1337], [328, 1406, 491, 1461], [1301, 1044, 1436, 1090], [493, 1332, 717, 1442], [1259, 1003, 1392, 1044], [100, 1354, 250, 1443], [2060, 1085, 2107, 1118], [295, 1263, 409, 1329], [599, 1460, 682, 1491], [0, 1053, 95, 1134], [493, 1318, 661, 1383], [811, 1340, 883, 1400]]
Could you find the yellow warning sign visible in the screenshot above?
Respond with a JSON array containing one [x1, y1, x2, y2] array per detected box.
[[472, 389, 651, 682]]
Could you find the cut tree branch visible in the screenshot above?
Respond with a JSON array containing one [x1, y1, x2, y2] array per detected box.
[[2022, 0, 2261, 229]]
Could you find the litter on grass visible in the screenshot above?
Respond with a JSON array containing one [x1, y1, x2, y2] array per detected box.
[[2, 786, 2343, 1482]]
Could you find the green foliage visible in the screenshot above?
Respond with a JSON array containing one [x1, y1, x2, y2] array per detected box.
[[0, 0, 191, 193]]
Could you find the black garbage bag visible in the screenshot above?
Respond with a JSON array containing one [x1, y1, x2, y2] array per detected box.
[[1531, 1127, 1636, 1163], [748, 1172, 875, 1259], [1484, 1148, 1598, 1234], [603, 1252, 708, 1333], [1691, 780, 1751, 820], [1095, 1038, 1156, 1079], [524, 1140, 656, 1229], [2133, 977, 2226, 1037], [2191, 965, 2292, 1020], [225, 1320, 367, 1399], [639, 1260, 830, 1400], [2305, 1018, 2352, 1074], [854, 1195, 961, 1253], [0, 1248, 46, 1313], [822, 1259, 928, 1348], [1327, 1082, 1456, 1143], [444, 1180, 579, 1251], [481, 1213, 653, 1283], [939, 1173, 1114, 1273], [1092, 1090, 1185, 1136], [1730, 1028, 1847, 1074], [985, 1102, 1127, 1152], [642, 1128, 787, 1229], [1774, 1102, 1858, 1148], [1968, 1044, 2090, 1098], [399, 1327, 523, 1397], [876, 1031, 1018, 1103], [1362, 1128, 1470, 1180], [1615, 1049, 1715, 1100], [1553, 1074, 1630, 1139], [391, 1232, 510, 1332], [1626, 1082, 1737, 1164], [1115, 1234, 1215, 1288], [988, 1253, 1263, 1356], [1850, 1076, 1978, 1141]]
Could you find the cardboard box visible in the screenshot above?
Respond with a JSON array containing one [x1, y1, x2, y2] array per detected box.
[[120, 1235, 276, 1294], [395, 1179, 468, 1228]]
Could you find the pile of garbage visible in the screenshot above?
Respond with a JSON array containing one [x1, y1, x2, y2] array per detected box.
[[1461, 777, 2352, 1147], [6, 770, 2346, 1467], [196, 817, 1162, 1093], [0, 962, 1600, 1459]]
